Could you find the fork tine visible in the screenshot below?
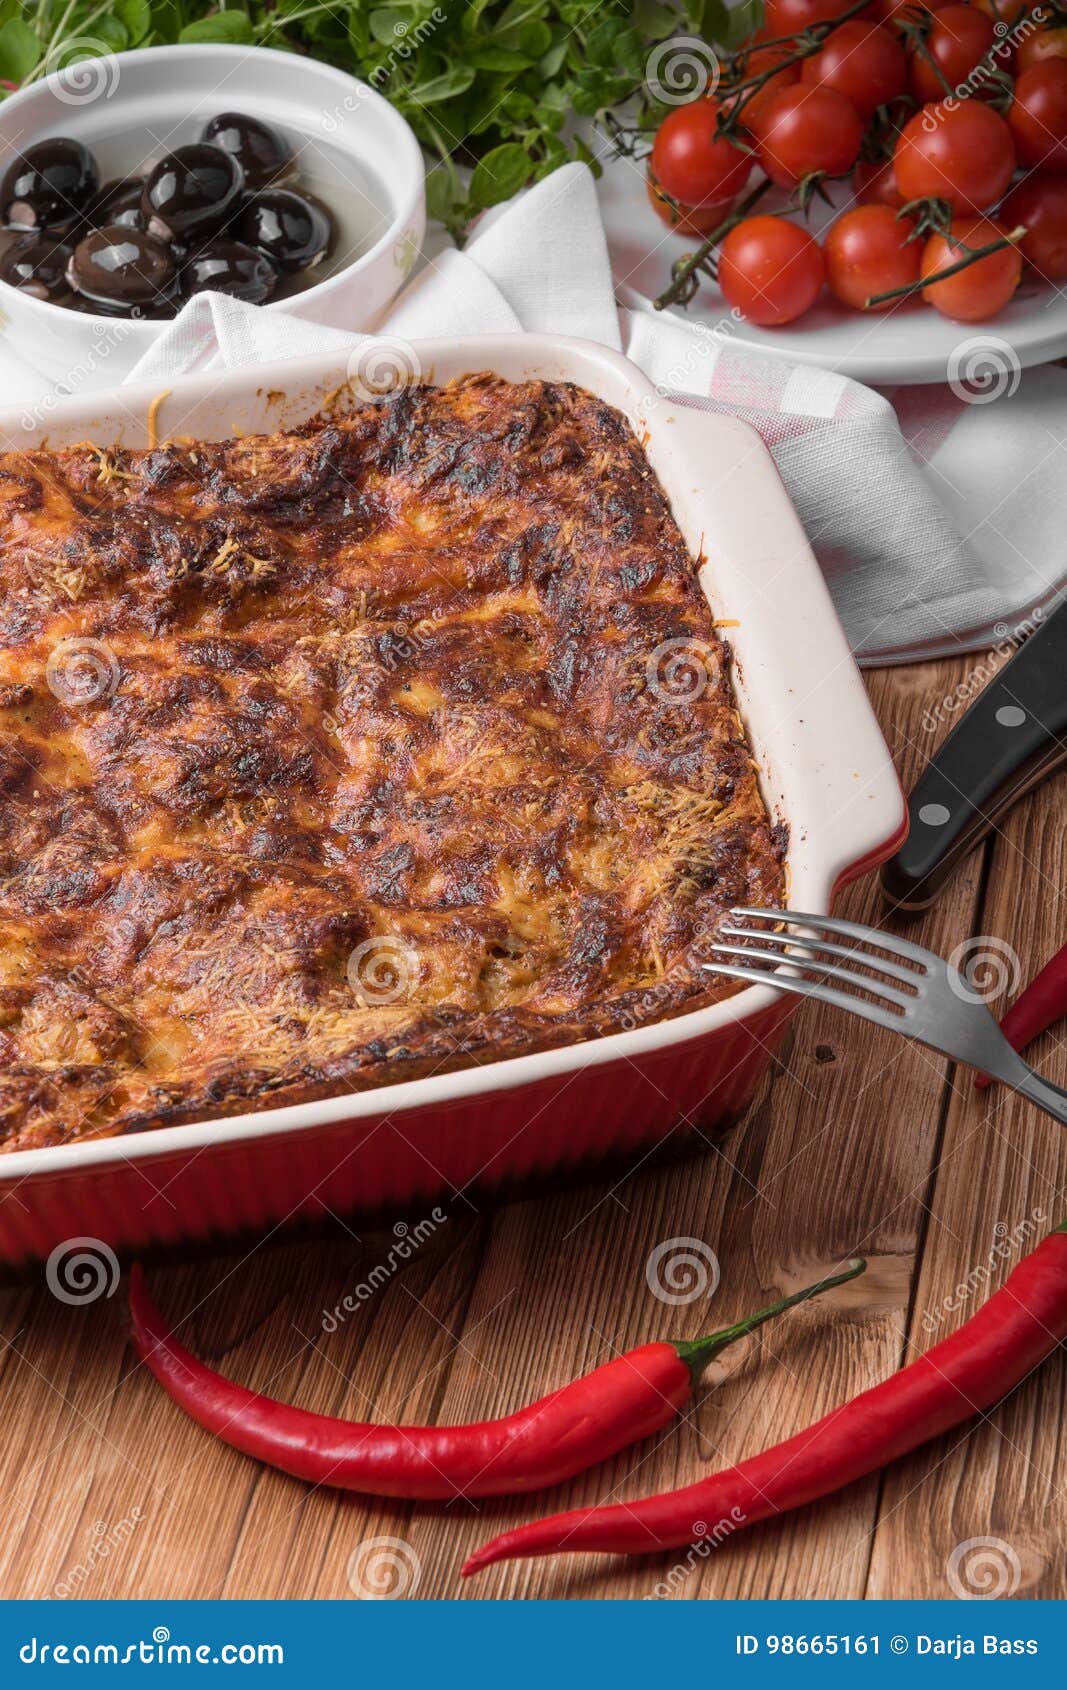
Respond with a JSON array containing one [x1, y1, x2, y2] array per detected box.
[[701, 961, 906, 1031], [731, 907, 933, 971], [705, 940, 912, 1011], [718, 923, 920, 986]]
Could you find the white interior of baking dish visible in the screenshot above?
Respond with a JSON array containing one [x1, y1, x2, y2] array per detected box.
[[0, 334, 906, 1173]]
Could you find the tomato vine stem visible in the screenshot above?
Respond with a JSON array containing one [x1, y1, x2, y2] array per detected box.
[[865, 221, 1025, 307]]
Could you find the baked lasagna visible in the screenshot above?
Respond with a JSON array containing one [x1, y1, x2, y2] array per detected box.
[[0, 375, 784, 1151]]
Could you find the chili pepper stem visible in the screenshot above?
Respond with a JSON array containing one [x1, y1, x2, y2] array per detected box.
[[675, 1258, 866, 1382], [463, 1213, 1067, 1576]]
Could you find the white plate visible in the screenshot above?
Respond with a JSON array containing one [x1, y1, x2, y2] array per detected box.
[[598, 150, 1067, 386]]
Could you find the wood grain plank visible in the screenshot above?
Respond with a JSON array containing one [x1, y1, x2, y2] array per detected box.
[[866, 766, 1067, 1601]]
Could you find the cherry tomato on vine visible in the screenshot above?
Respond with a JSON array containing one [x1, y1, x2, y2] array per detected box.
[[971, 0, 1032, 24], [801, 21, 908, 119], [1001, 172, 1067, 278], [824, 204, 921, 309], [757, 85, 864, 186], [852, 154, 904, 207], [1009, 61, 1067, 171], [908, 4, 997, 103], [721, 43, 800, 131], [650, 102, 753, 208], [866, 0, 953, 25], [765, 0, 851, 34], [894, 101, 1016, 212], [920, 216, 1023, 320], [646, 170, 735, 238], [717, 215, 826, 325], [1017, 24, 1067, 73]]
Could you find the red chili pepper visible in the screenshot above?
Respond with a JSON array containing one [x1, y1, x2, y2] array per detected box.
[[128, 1258, 863, 1502], [976, 940, 1067, 1088], [462, 1218, 1067, 1574]]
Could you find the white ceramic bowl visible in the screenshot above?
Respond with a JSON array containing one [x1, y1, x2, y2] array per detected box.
[[0, 44, 425, 390]]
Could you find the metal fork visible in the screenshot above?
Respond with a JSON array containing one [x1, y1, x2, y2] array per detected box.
[[703, 907, 1067, 1128]]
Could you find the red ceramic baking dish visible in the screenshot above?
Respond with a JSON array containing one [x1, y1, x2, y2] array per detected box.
[[0, 335, 906, 1266]]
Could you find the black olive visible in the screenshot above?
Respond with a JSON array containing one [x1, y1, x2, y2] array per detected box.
[[200, 112, 293, 189], [64, 291, 179, 320], [67, 224, 177, 311], [1, 138, 99, 231], [88, 177, 146, 232], [0, 235, 73, 301], [234, 188, 334, 274], [141, 144, 243, 243], [182, 238, 279, 304]]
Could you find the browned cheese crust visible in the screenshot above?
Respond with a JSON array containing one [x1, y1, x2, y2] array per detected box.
[[0, 376, 784, 1151]]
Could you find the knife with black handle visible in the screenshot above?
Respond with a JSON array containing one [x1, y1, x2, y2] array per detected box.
[[881, 597, 1067, 911]]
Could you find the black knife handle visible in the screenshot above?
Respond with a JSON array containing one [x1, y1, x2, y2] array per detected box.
[[882, 602, 1067, 911]]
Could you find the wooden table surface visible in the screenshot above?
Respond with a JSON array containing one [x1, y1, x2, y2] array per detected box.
[[1, 653, 1064, 1603]]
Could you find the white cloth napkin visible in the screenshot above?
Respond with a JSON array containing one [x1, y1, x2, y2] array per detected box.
[[124, 163, 1066, 666]]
